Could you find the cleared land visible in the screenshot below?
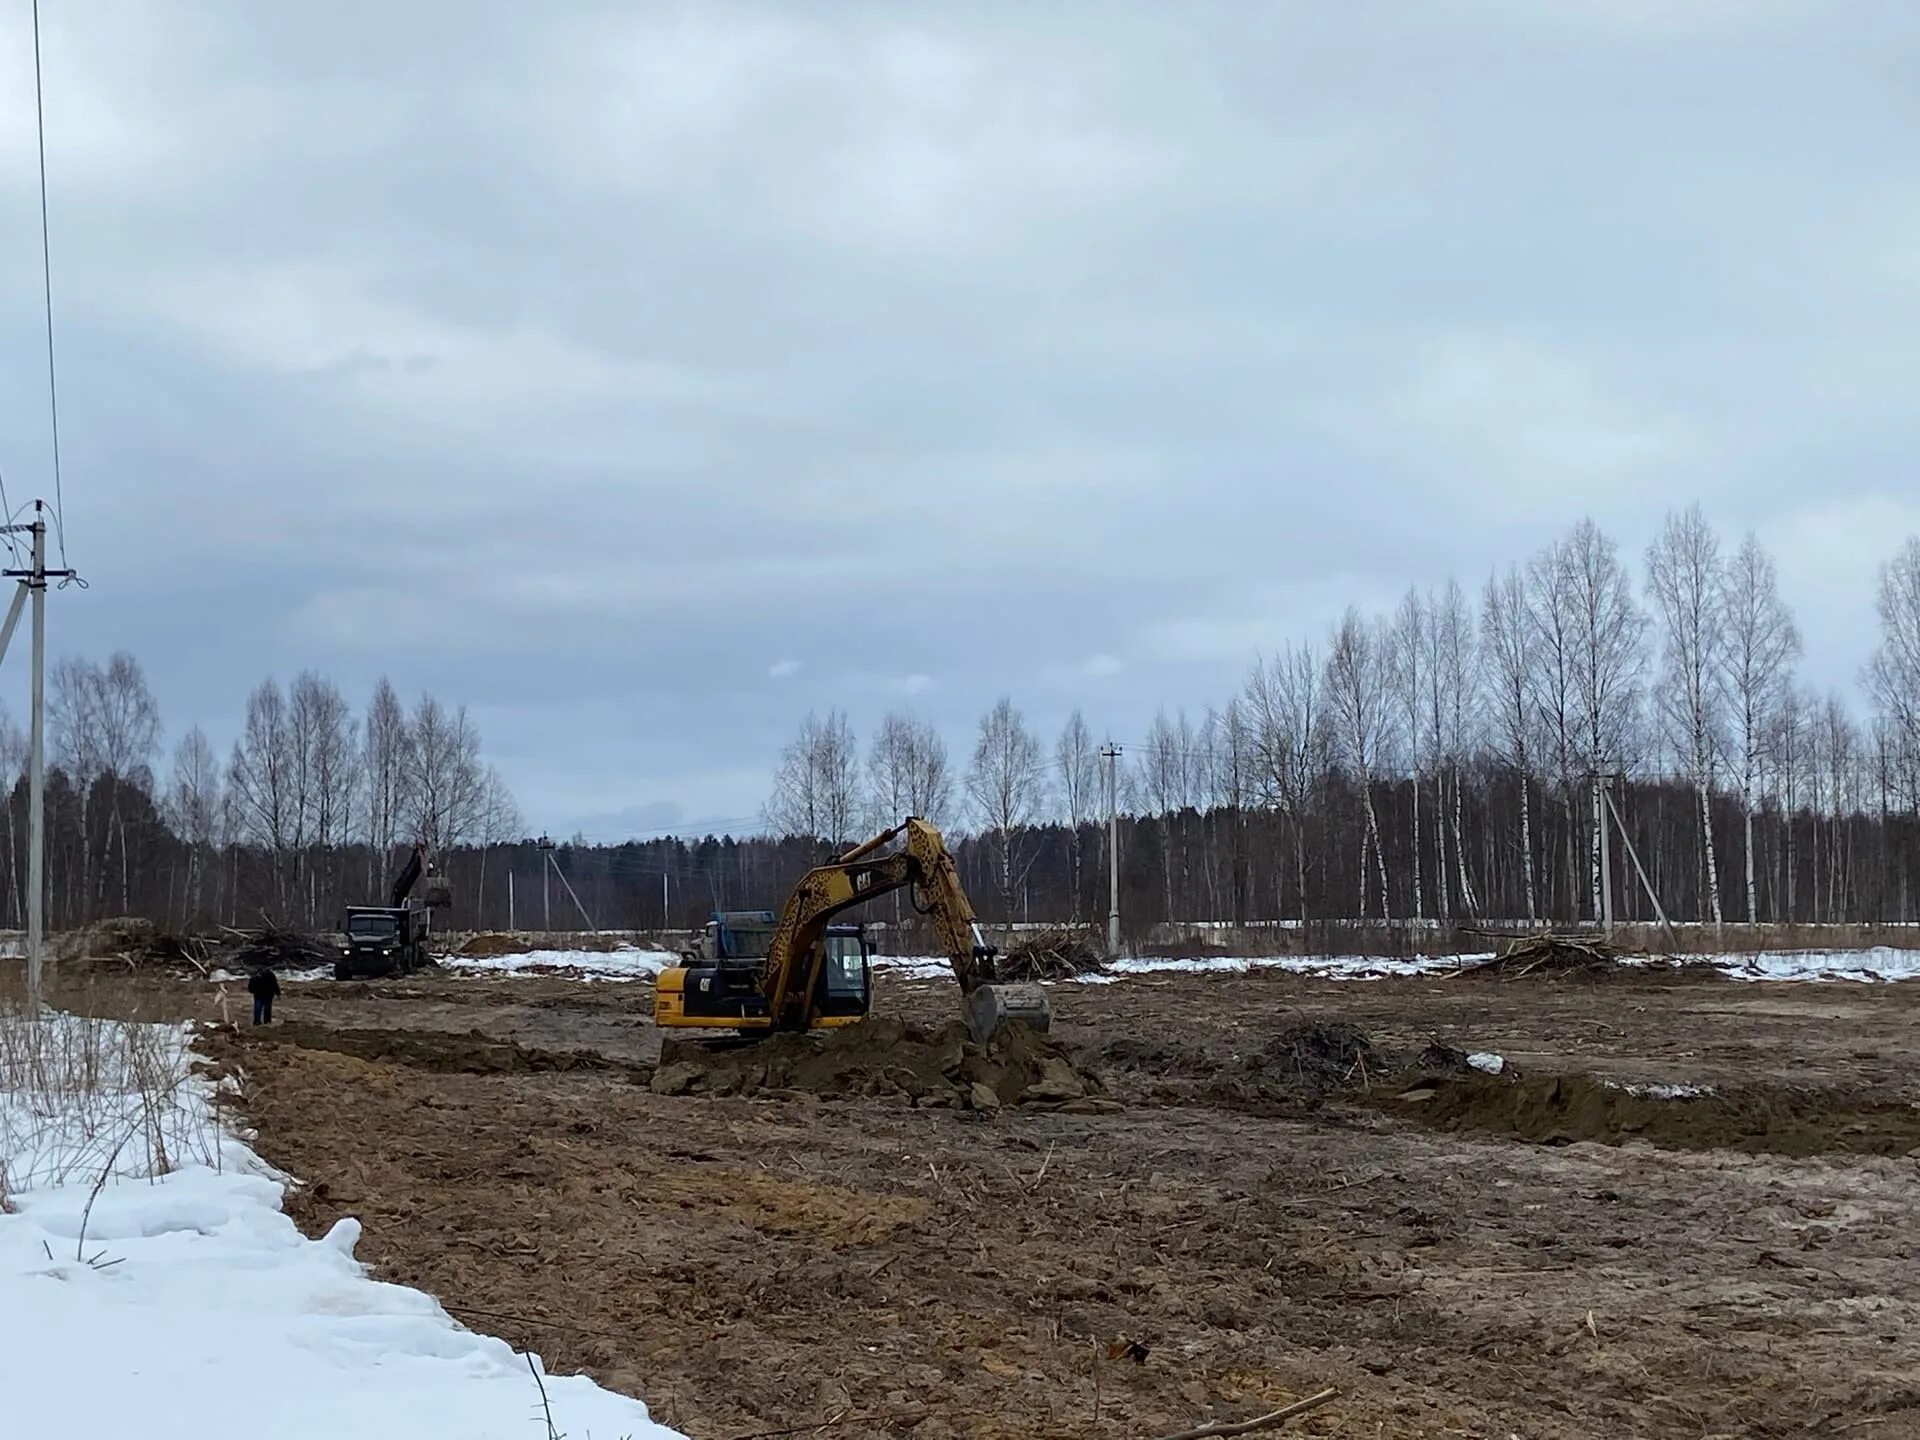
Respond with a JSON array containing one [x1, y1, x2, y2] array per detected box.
[[172, 961, 1920, 1439]]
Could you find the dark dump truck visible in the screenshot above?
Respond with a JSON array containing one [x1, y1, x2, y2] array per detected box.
[[335, 844, 452, 980]]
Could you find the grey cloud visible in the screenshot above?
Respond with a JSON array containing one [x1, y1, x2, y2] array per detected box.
[[0, 1, 1910, 834]]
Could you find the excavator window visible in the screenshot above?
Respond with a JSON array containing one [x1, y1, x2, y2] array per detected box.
[[822, 932, 868, 1000]]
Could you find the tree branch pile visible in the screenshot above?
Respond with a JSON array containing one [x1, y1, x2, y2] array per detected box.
[[995, 926, 1107, 981], [1457, 932, 1625, 979], [223, 923, 336, 972]]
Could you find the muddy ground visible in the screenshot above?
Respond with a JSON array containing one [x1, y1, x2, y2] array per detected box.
[[183, 964, 1920, 1439]]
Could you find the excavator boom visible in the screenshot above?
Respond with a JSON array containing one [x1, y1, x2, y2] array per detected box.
[[653, 817, 1050, 1039]]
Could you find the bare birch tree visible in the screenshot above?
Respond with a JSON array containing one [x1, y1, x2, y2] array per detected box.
[[1526, 540, 1583, 919], [1720, 531, 1800, 920], [1388, 589, 1427, 919], [1246, 643, 1326, 921], [406, 695, 485, 856], [765, 710, 862, 845], [1055, 709, 1098, 921], [363, 678, 412, 888], [1325, 608, 1392, 918], [1482, 566, 1539, 920], [228, 678, 296, 908], [167, 727, 221, 923], [1431, 579, 1481, 917], [1646, 504, 1727, 928], [1561, 519, 1646, 921], [901, 719, 954, 830], [1866, 536, 1920, 809], [967, 697, 1047, 930]]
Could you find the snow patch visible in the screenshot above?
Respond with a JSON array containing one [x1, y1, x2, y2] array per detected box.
[[439, 945, 677, 981], [1467, 1052, 1505, 1074], [0, 1012, 683, 1439]]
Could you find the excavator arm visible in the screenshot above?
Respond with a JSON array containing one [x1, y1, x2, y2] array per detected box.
[[655, 816, 1049, 1038], [759, 818, 998, 1029]]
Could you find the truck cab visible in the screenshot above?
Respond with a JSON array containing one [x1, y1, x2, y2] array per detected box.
[[337, 903, 431, 980]]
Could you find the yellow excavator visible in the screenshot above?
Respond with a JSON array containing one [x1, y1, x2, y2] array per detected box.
[[653, 817, 1051, 1042]]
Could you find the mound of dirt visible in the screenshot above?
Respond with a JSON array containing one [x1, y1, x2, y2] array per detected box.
[[650, 1017, 1115, 1113], [229, 1022, 641, 1079], [1388, 1070, 1920, 1157], [459, 932, 535, 959]]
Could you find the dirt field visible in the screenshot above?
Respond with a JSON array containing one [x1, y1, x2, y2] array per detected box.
[[187, 964, 1920, 1439]]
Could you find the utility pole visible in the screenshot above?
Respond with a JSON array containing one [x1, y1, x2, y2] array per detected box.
[[0, 506, 69, 1017], [1100, 742, 1122, 957], [537, 834, 555, 930], [1596, 774, 1615, 934], [662, 870, 669, 932]]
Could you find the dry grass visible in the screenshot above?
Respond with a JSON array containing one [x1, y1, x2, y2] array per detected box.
[[0, 963, 223, 1201]]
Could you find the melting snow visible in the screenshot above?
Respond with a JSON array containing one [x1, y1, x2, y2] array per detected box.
[[0, 1015, 683, 1439], [438, 945, 678, 981]]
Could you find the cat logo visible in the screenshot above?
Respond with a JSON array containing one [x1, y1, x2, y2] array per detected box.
[[853, 871, 872, 893]]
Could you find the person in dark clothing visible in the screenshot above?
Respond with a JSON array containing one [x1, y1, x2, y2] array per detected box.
[[247, 965, 280, 1025]]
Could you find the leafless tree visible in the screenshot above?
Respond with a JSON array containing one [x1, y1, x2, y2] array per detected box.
[[1721, 531, 1800, 919], [406, 694, 485, 858], [1646, 504, 1727, 928], [1054, 709, 1098, 922], [287, 673, 359, 924], [1866, 535, 1920, 809], [1481, 566, 1540, 921], [1562, 519, 1646, 920], [473, 765, 523, 918], [765, 710, 862, 845], [363, 677, 411, 892], [167, 727, 221, 924], [1388, 589, 1428, 919], [1205, 697, 1255, 923], [1525, 540, 1583, 919], [1245, 642, 1327, 921], [901, 718, 954, 830], [1138, 709, 1202, 924], [228, 678, 296, 909], [966, 697, 1047, 930], [1430, 579, 1481, 917], [1325, 608, 1392, 918]]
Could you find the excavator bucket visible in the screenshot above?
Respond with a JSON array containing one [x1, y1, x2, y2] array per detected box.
[[422, 873, 454, 909], [965, 983, 1052, 1045]]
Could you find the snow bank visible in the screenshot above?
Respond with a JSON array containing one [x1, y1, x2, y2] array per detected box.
[[880, 948, 1920, 987], [873, 952, 1480, 983], [0, 1012, 683, 1440], [1689, 948, 1920, 983], [440, 944, 678, 981]]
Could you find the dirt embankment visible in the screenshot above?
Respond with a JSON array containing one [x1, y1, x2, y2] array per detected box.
[[651, 1016, 1115, 1113]]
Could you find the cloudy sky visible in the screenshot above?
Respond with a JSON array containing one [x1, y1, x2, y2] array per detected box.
[[0, 1, 1913, 838]]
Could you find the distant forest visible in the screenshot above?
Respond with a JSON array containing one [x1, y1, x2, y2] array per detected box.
[[11, 510, 1920, 939]]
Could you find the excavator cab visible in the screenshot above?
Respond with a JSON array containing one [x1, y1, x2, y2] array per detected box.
[[658, 919, 873, 1029]]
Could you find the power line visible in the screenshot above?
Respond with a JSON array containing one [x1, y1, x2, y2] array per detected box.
[[31, 0, 69, 569]]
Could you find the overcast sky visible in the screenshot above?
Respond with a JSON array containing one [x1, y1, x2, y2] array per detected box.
[[0, 2, 1914, 839]]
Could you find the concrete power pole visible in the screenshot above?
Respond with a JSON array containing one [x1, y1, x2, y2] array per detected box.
[[1100, 742, 1122, 957], [537, 834, 555, 930], [0, 507, 67, 1017]]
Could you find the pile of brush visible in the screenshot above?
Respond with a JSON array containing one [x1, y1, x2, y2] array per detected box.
[[222, 923, 336, 972], [1458, 932, 1625, 979], [995, 927, 1107, 982]]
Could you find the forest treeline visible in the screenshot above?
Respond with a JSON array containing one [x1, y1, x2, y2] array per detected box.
[[10, 510, 1920, 940]]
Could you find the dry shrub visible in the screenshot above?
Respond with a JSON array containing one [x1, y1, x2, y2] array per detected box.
[[0, 965, 223, 1203]]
